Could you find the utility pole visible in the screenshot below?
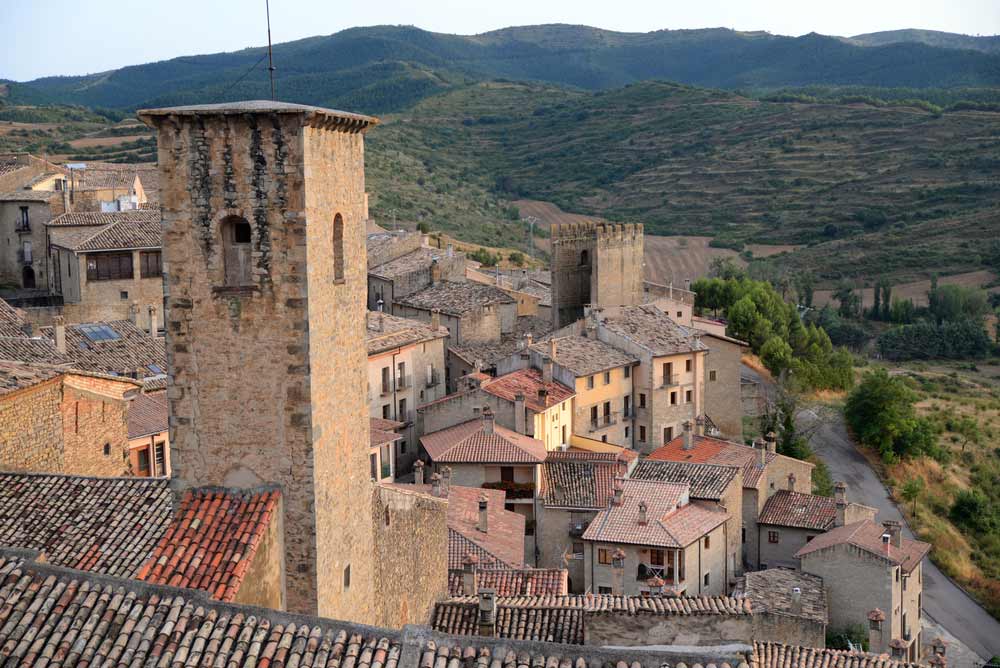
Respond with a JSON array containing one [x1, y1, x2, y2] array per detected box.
[[265, 0, 276, 100]]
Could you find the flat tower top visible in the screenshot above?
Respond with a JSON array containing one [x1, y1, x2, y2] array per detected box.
[[137, 100, 377, 131]]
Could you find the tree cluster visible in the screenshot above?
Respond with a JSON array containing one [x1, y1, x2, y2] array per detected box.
[[844, 368, 940, 463]]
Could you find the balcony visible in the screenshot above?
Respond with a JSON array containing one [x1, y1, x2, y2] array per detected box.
[[482, 480, 535, 499], [660, 374, 681, 388], [425, 369, 441, 388], [15, 222, 30, 234], [589, 412, 619, 432]]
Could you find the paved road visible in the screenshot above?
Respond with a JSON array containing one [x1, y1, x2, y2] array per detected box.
[[800, 408, 1000, 662]]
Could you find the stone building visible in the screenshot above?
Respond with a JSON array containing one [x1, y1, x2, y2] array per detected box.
[[631, 456, 744, 583], [47, 209, 163, 325], [595, 304, 709, 453], [0, 360, 139, 476], [140, 100, 448, 625], [366, 232, 465, 313], [797, 519, 930, 661], [648, 431, 814, 571], [550, 222, 644, 328], [735, 569, 828, 648], [127, 388, 170, 476], [757, 481, 877, 570], [366, 310, 449, 473], [0, 190, 62, 291], [582, 478, 730, 596], [370, 416, 405, 482]]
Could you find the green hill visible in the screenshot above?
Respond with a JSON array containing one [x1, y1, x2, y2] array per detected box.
[[6, 24, 1000, 113], [848, 29, 1000, 54]]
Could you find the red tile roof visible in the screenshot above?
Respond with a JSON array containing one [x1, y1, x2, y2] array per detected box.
[[420, 418, 547, 464], [756, 490, 875, 531], [136, 487, 280, 602], [795, 520, 931, 573], [447, 567, 568, 596], [546, 447, 637, 464], [540, 459, 619, 509], [127, 390, 168, 438], [649, 435, 775, 488], [481, 368, 575, 412], [582, 479, 727, 548]]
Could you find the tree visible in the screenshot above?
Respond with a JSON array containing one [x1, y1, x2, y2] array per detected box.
[[871, 281, 881, 320], [845, 368, 933, 462], [900, 477, 925, 517], [508, 251, 525, 267], [928, 284, 990, 324], [954, 416, 981, 452], [760, 336, 793, 376], [416, 221, 430, 234], [833, 282, 861, 319], [795, 272, 815, 308], [709, 256, 745, 280], [880, 280, 892, 320]]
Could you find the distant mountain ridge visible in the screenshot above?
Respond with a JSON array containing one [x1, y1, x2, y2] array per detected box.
[[848, 29, 1000, 53], [4, 24, 1000, 113]]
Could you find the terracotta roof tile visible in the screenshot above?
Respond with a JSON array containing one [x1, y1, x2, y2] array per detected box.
[[481, 368, 575, 412], [48, 210, 161, 251], [631, 460, 740, 501], [396, 281, 514, 317], [127, 389, 168, 438], [758, 490, 837, 530], [0, 300, 27, 338], [0, 359, 64, 395], [582, 479, 727, 548], [47, 208, 160, 227], [39, 319, 166, 378], [136, 487, 280, 602], [447, 567, 568, 596], [600, 304, 708, 356], [649, 435, 775, 488], [795, 520, 930, 573], [420, 418, 547, 464], [753, 642, 924, 668], [540, 460, 619, 509], [366, 311, 447, 356], [529, 335, 638, 377]]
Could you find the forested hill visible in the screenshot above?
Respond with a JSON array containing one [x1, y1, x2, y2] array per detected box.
[[6, 24, 1000, 113]]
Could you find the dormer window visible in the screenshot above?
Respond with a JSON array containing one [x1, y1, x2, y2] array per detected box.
[[222, 216, 253, 287]]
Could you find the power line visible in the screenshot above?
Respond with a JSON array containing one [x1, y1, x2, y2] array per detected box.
[[221, 52, 269, 97]]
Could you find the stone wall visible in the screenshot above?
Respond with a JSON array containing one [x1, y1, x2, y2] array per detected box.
[[62, 250, 163, 327], [585, 611, 752, 647], [0, 379, 63, 472], [801, 544, 894, 639], [0, 199, 54, 290], [372, 485, 449, 627], [752, 612, 826, 649], [718, 472, 745, 581], [703, 336, 744, 441], [535, 505, 594, 592], [233, 495, 286, 609], [419, 389, 514, 436], [61, 377, 131, 476], [757, 525, 819, 570], [742, 487, 762, 570]]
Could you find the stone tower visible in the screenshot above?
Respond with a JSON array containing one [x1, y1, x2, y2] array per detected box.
[[139, 101, 379, 618], [550, 221, 644, 328]]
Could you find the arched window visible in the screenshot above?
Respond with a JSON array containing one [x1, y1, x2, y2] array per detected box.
[[221, 216, 253, 287], [333, 214, 345, 283], [580, 249, 589, 266], [21, 266, 35, 289]]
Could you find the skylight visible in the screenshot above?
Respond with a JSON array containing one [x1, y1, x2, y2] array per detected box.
[[77, 323, 120, 342]]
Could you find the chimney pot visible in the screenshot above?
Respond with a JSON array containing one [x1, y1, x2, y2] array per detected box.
[[695, 415, 705, 436], [548, 338, 557, 359], [430, 308, 441, 331], [765, 431, 777, 453], [682, 420, 693, 450], [477, 589, 497, 636], [482, 407, 495, 435], [441, 466, 452, 496], [431, 472, 442, 497], [883, 520, 902, 548], [147, 305, 158, 337], [53, 316, 66, 354], [430, 259, 441, 285], [413, 460, 425, 485], [790, 586, 803, 615], [612, 483, 624, 506], [787, 472, 796, 491], [478, 494, 489, 533], [637, 501, 648, 525]]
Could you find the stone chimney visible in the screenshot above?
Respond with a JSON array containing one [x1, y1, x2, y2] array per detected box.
[[682, 420, 693, 450], [637, 501, 648, 526], [430, 259, 441, 285], [764, 431, 777, 454], [612, 483, 624, 506], [790, 587, 802, 615], [431, 472, 442, 497], [542, 360, 553, 383], [867, 609, 886, 653], [148, 305, 158, 336], [883, 520, 902, 548], [514, 393, 526, 434], [536, 387, 548, 404], [881, 531, 892, 555], [441, 466, 452, 497], [53, 316, 66, 354], [787, 472, 796, 491], [611, 549, 626, 595], [462, 553, 479, 595], [446, 243, 454, 258], [377, 311, 384, 332], [413, 459, 425, 485], [523, 333, 533, 350], [477, 589, 497, 636], [478, 494, 489, 533], [430, 308, 441, 331], [754, 438, 767, 467], [695, 415, 706, 437], [548, 338, 557, 360], [482, 407, 495, 435], [128, 301, 139, 325], [834, 482, 847, 527]]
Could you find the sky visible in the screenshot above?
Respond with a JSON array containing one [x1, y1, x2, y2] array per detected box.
[[3, 0, 999, 81]]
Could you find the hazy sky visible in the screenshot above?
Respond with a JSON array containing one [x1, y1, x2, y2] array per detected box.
[[4, 0, 999, 81]]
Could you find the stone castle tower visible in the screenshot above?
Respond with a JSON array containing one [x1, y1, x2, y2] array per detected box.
[[550, 221, 644, 328], [140, 101, 447, 623]]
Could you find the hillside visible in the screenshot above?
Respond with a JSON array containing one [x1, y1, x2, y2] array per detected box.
[[5, 24, 1000, 113], [848, 29, 1000, 54], [365, 80, 1000, 285]]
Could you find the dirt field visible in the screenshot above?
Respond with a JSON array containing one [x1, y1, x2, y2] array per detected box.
[[746, 243, 801, 258], [68, 135, 148, 148], [813, 269, 998, 309]]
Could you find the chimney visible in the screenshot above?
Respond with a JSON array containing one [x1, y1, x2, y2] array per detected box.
[[514, 393, 526, 434], [53, 316, 66, 354], [462, 553, 479, 595], [441, 466, 452, 497], [431, 472, 442, 497], [477, 589, 497, 636], [881, 532, 892, 554], [834, 482, 847, 527], [537, 387, 548, 404], [377, 311, 384, 332], [482, 407, 495, 435], [413, 459, 425, 485], [637, 501, 648, 526], [542, 360, 553, 383], [790, 587, 802, 615], [611, 549, 626, 595], [147, 305, 158, 337], [430, 308, 441, 331], [884, 520, 902, 548], [867, 609, 886, 654], [478, 494, 489, 533], [129, 300, 139, 324], [430, 259, 441, 285], [764, 431, 777, 454], [754, 438, 767, 467], [612, 483, 624, 506], [548, 338, 557, 360], [695, 415, 706, 437], [523, 333, 533, 350], [447, 243, 454, 258], [682, 420, 693, 450], [787, 472, 796, 491]]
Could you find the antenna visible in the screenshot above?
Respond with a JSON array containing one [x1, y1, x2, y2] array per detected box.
[[265, 0, 276, 100]]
